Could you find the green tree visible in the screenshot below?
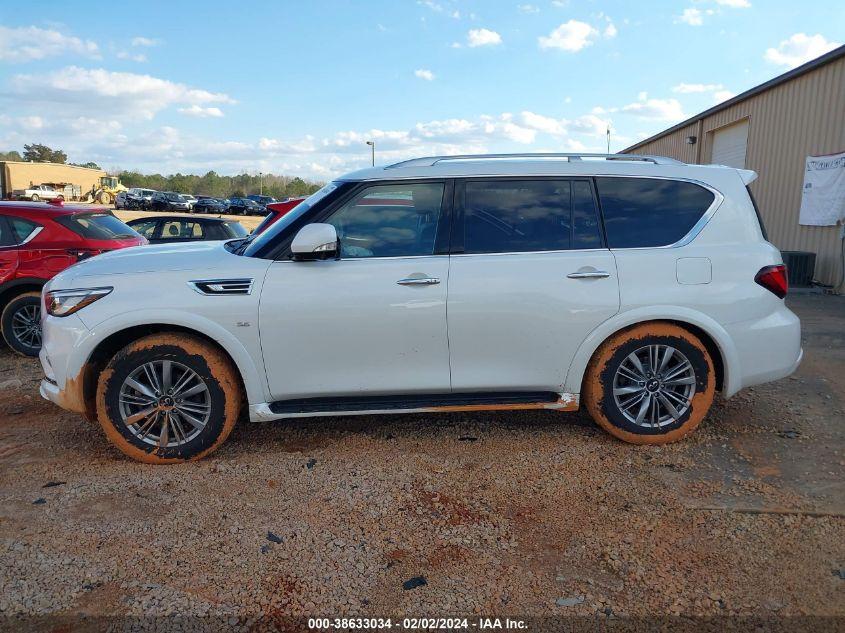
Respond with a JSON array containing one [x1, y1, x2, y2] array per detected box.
[[0, 150, 23, 161], [23, 143, 67, 164], [71, 161, 101, 169]]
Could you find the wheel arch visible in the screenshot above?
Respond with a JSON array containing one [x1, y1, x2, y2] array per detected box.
[[77, 320, 264, 423], [0, 278, 46, 310], [564, 308, 740, 398]]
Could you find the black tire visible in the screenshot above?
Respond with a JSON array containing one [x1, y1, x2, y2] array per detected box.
[[95, 333, 242, 463], [1, 291, 43, 357], [583, 322, 715, 445]]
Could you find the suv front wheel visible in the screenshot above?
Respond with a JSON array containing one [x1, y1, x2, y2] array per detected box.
[[95, 333, 242, 463], [583, 322, 715, 444], [1, 291, 43, 356]]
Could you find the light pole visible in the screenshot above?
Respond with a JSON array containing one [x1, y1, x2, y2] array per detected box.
[[259, 172, 263, 195], [606, 123, 611, 153], [366, 141, 375, 166]]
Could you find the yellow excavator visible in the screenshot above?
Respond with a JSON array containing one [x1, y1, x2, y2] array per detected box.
[[86, 175, 127, 205]]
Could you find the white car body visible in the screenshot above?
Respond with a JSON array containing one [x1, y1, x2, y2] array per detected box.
[[39, 154, 801, 428]]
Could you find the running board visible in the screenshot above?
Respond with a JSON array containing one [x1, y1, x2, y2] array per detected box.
[[249, 391, 579, 422]]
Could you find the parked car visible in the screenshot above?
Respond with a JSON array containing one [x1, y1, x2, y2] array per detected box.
[[116, 188, 156, 210], [39, 153, 802, 464], [10, 184, 64, 202], [227, 197, 266, 216], [192, 197, 229, 214], [0, 201, 146, 356], [150, 191, 191, 212], [253, 197, 307, 234], [247, 195, 277, 206], [181, 194, 198, 211], [126, 216, 248, 244]]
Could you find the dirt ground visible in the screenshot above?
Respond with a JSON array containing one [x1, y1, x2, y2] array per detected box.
[[0, 293, 843, 628]]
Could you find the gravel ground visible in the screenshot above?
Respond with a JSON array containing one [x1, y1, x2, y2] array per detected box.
[[0, 293, 843, 628]]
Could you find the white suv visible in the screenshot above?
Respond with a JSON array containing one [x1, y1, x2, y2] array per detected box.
[[39, 154, 802, 463]]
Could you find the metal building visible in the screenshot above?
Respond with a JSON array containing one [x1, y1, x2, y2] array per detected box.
[[622, 45, 845, 291]]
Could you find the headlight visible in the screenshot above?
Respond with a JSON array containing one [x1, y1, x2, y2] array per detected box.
[[45, 287, 112, 317]]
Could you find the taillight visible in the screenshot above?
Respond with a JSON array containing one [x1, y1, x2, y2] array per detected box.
[[755, 264, 788, 298]]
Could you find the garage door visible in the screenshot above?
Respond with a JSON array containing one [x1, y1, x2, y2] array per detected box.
[[710, 119, 748, 168]]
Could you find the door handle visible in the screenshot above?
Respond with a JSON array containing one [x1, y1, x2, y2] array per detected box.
[[396, 276, 440, 286], [567, 270, 611, 279]]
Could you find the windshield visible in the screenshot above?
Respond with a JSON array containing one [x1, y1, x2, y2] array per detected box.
[[57, 213, 140, 240], [242, 182, 341, 258]]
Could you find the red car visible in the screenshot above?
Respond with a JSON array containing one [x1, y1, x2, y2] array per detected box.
[[0, 201, 146, 356], [253, 197, 307, 234]]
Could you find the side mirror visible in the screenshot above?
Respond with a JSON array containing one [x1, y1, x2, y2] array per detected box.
[[291, 223, 339, 261]]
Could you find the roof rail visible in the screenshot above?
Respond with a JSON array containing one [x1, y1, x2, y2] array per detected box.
[[385, 153, 685, 169]]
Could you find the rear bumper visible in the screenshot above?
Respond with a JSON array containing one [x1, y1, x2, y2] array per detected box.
[[723, 303, 802, 397]]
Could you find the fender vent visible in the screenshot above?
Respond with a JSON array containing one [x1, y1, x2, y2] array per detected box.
[[188, 278, 254, 295]]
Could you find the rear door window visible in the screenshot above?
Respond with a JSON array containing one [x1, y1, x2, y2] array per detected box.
[[459, 179, 603, 254], [129, 219, 158, 239], [160, 221, 203, 239], [0, 217, 15, 247], [596, 177, 716, 248]]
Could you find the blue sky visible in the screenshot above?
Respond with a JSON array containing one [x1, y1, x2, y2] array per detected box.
[[0, 0, 842, 180]]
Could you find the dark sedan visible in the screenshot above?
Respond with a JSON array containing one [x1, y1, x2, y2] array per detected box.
[[149, 191, 191, 212], [126, 216, 248, 244], [193, 197, 229, 214], [227, 197, 267, 216]]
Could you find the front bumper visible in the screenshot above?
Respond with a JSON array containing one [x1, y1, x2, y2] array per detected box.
[[38, 313, 90, 414]]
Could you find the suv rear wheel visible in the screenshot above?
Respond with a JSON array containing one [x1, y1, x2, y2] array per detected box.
[[95, 333, 242, 463], [1, 291, 43, 357], [583, 322, 715, 444]]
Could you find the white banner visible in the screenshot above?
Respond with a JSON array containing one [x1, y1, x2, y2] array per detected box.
[[798, 150, 845, 226]]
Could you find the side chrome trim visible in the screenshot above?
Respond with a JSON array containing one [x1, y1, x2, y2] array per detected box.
[[187, 278, 254, 296], [18, 225, 44, 246]]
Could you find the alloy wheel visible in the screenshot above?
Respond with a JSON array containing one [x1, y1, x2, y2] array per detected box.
[[118, 360, 211, 448], [11, 304, 42, 350], [612, 344, 696, 428]]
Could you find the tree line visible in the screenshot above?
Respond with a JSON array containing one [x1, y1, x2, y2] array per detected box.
[[119, 170, 322, 200], [1, 144, 324, 199]]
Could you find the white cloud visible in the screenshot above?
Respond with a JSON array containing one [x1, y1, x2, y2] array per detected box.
[[672, 82, 725, 93], [713, 90, 735, 103], [0, 25, 99, 62], [467, 28, 502, 47], [117, 51, 147, 62], [131, 37, 160, 47], [178, 105, 224, 118], [764, 33, 840, 69], [517, 4, 540, 13], [520, 111, 566, 135], [414, 69, 435, 81], [10, 66, 235, 120], [418, 1, 460, 18], [676, 8, 704, 26], [714, 0, 751, 7], [604, 23, 618, 38], [19, 116, 45, 130], [538, 20, 599, 52], [621, 97, 685, 121]]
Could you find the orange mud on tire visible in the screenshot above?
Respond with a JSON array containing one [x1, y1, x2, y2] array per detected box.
[[95, 333, 242, 464], [583, 322, 715, 445]]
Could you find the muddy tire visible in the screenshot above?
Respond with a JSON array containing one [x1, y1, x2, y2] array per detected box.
[[95, 333, 242, 464], [583, 322, 715, 445], [1, 291, 43, 356]]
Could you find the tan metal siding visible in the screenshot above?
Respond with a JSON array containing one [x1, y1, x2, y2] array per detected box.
[[0, 162, 106, 198], [625, 56, 845, 289]]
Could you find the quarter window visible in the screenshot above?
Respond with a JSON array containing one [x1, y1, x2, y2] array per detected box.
[[325, 183, 444, 258], [461, 179, 602, 254], [596, 177, 716, 248], [10, 218, 40, 243]]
